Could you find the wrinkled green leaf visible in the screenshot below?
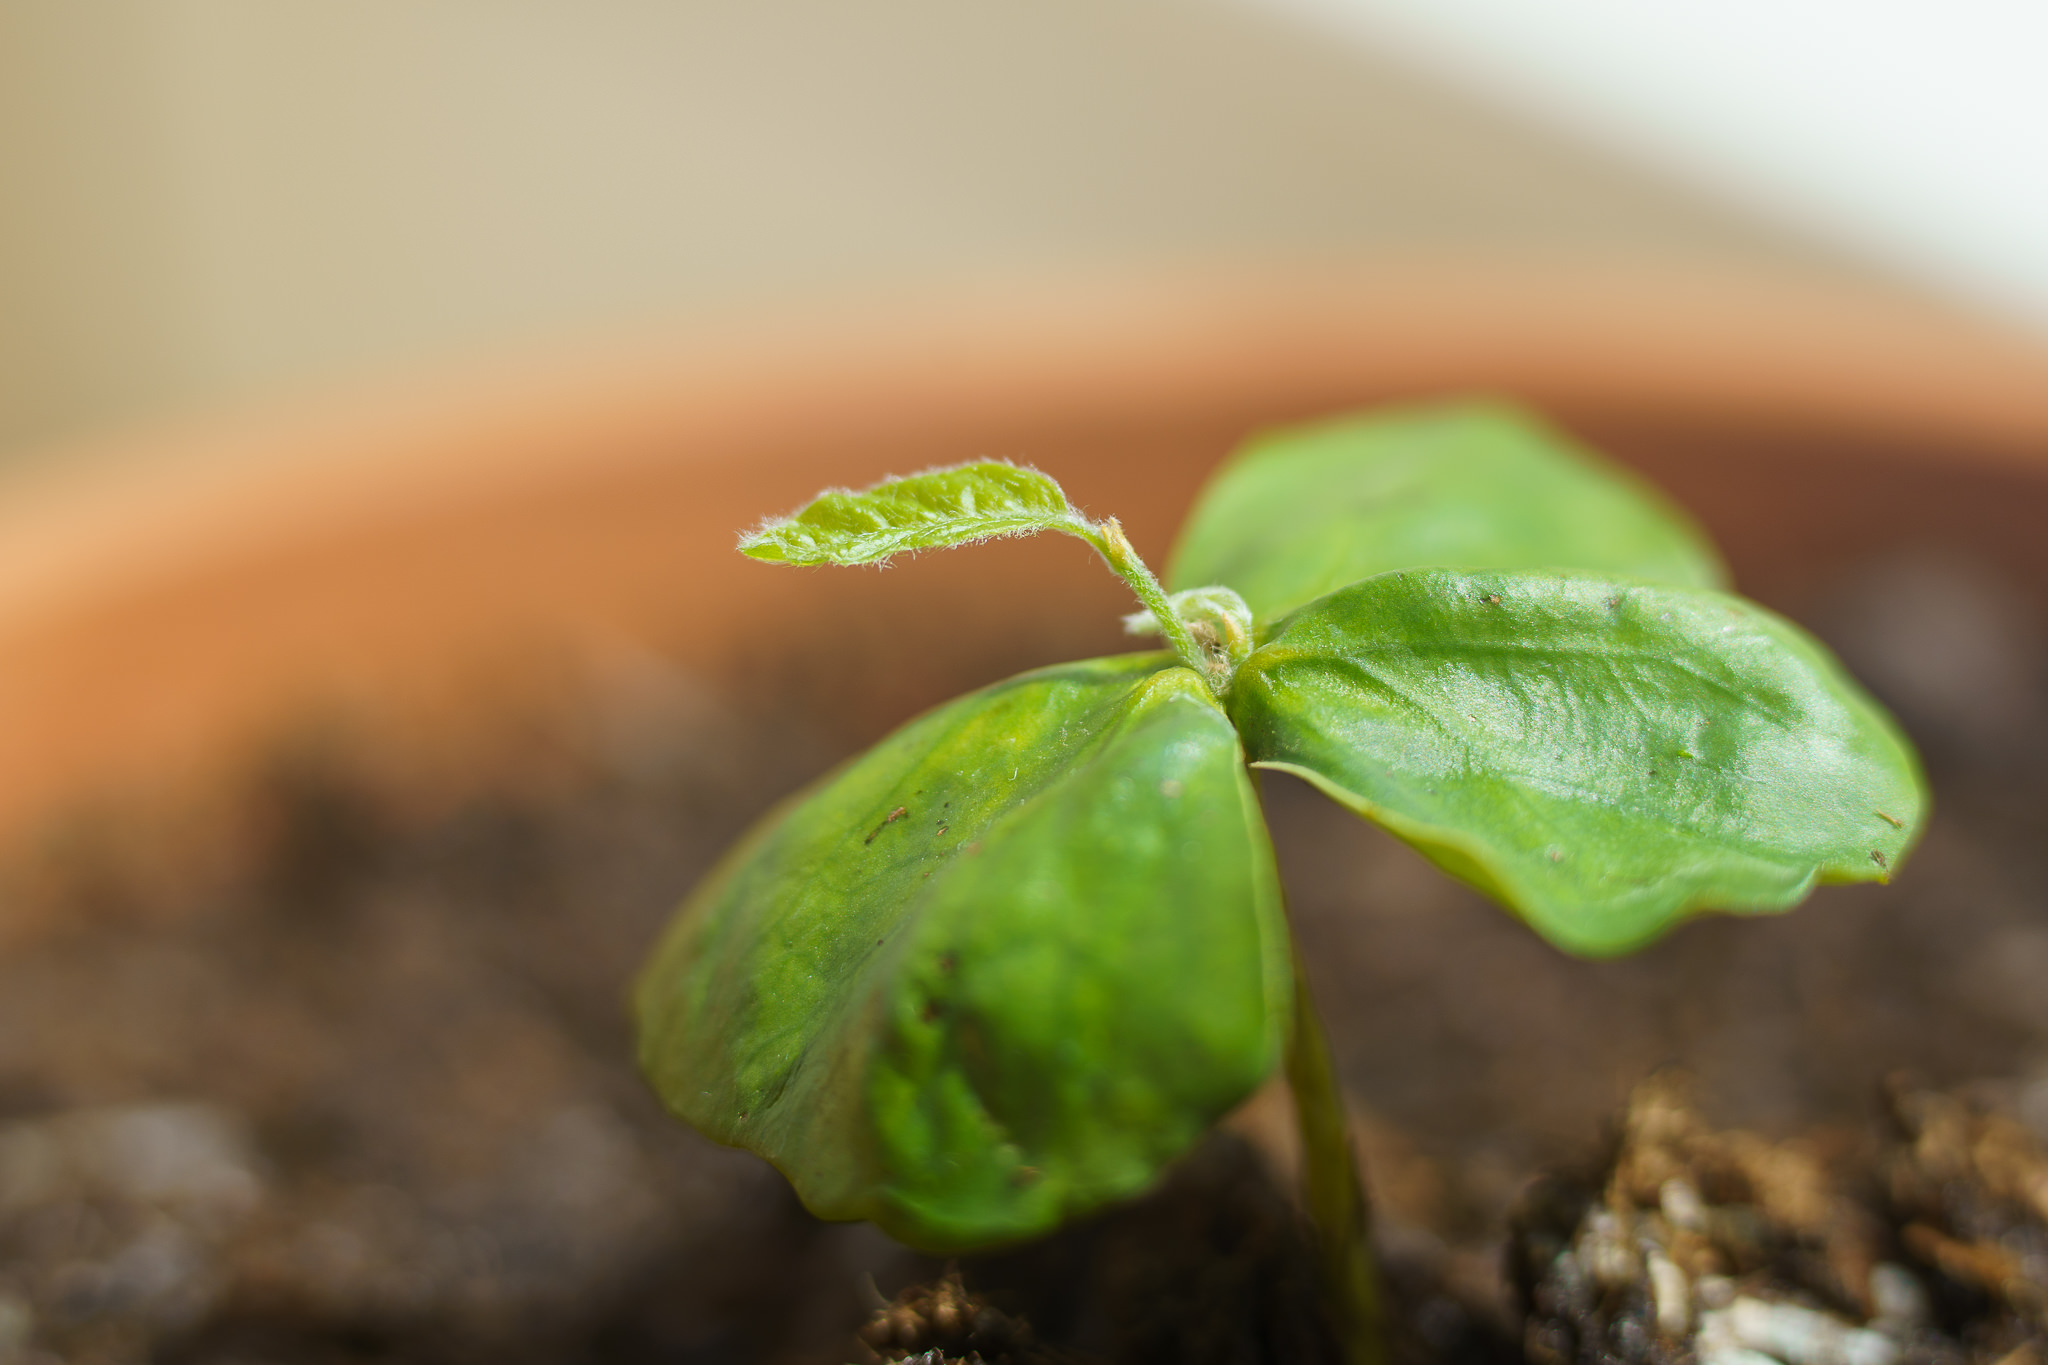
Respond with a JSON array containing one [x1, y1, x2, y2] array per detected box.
[[1228, 569, 1925, 956], [1169, 402, 1727, 623], [635, 654, 1291, 1251], [741, 461, 1083, 565]]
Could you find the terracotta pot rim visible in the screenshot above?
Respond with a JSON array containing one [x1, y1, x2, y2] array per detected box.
[[0, 258, 2043, 914], [3, 257, 2044, 640]]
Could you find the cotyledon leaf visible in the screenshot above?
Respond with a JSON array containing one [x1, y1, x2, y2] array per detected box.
[[740, 461, 1085, 565], [1227, 569, 1926, 957], [1169, 402, 1727, 624], [634, 653, 1291, 1251]]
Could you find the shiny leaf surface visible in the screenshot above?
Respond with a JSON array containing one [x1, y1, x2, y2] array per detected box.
[[1229, 569, 1926, 956], [1169, 402, 1726, 623], [636, 654, 1291, 1251], [741, 461, 1083, 565]]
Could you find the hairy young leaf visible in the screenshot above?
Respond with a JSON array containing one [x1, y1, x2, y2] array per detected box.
[[1228, 569, 1925, 956], [741, 461, 1083, 565], [635, 654, 1291, 1251], [1169, 402, 1726, 623]]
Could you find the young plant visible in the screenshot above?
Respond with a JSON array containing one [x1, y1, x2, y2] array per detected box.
[[634, 401, 1925, 1361]]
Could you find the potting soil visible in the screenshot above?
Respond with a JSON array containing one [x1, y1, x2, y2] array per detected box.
[[0, 548, 2042, 1365]]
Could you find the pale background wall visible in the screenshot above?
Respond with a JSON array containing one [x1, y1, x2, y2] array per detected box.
[[0, 0, 1870, 461], [1248, 0, 2048, 332]]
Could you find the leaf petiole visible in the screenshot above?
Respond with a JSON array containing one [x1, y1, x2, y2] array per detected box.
[[1073, 516, 1222, 696]]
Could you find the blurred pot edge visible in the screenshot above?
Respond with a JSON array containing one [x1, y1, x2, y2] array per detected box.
[[0, 258, 2044, 939]]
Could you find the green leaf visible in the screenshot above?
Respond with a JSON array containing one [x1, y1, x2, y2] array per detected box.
[[635, 654, 1291, 1251], [1228, 569, 1926, 956], [741, 461, 1083, 565], [1168, 401, 1727, 623]]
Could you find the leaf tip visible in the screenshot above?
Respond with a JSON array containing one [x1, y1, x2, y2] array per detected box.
[[736, 522, 794, 563]]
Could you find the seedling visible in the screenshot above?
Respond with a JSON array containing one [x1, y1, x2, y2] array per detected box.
[[635, 401, 1925, 1361]]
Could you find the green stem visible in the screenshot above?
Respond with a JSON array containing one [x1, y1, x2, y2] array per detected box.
[[1074, 516, 1215, 693], [1078, 514, 1377, 1350], [1078, 520, 1377, 1349], [1285, 942, 1389, 1365]]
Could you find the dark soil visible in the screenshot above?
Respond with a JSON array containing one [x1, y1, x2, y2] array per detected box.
[[0, 543, 2043, 1365], [1512, 1072, 2048, 1365]]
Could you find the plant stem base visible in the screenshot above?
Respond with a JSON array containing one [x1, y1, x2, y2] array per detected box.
[[1285, 950, 1389, 1365]]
